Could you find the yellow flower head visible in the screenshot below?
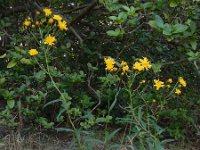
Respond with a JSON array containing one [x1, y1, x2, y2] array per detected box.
[[167, 78, 173, 83], [122, 65, 129, 72], [178, 77, 186, 87], [36, 11, 40, 15], [23, 20, 31, 27], [29, 49, 38, 56], [58, 20, 68, 31], [133, 61, 144, 71], [120, 61, 127, 67], [43, 8, 52, 16], [104, 57, 117, 72], [53, 14, 62, 22], [166, 84, 171, 88], [35, 21, 40, 26], [26, 16, 31, 20], [175, 89, 181, 95], [44, 34, 57, 46], [153, 79, 164, 90], [140, 80, 146, 84], [120, 61, 129, 74], [48, 18, 54, 24], [152, 99, 156, 103], [139, 57, 152, 70]]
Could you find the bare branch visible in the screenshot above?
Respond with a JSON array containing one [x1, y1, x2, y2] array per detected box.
[[70, 0, 98, 26]]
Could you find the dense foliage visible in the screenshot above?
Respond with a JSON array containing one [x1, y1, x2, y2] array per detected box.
[[0, 0, 200, 149]]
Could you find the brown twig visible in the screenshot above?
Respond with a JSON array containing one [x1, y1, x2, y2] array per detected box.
[[87, 72, 101, 112], [70, 0, 98, 26], [0, 6, 26, 18]]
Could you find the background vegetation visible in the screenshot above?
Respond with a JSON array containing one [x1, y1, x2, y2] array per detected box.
[[0, 0, 200, 149]]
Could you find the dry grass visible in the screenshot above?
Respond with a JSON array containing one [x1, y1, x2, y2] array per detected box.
[[0, 129, 199, 150], [0, 130, 71, 150]]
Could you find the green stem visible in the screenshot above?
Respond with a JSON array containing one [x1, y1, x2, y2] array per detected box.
[[42, 48, 83, 149]]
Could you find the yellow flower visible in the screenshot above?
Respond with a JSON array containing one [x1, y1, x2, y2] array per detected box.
[[104, 57, 117, 72], [140, 80, 146, 84], [120, 61, 127, 67], [152, 99, 156, 103], [120, 61, 129, 74], [175, 89, 181, 95], [139, 57, 152, 70], [32, 24, 35, 28], [27, 16, 31, 20], [178, 77, 186, 87], [167, 78, 173, 83], [53, 14, 62, 22], [166, 84, 171, 88], [48, 18, 54, 24], [35, 21, 40, 26], [58, 20, 68, 31], [133, 61, 144, 71], [122, 65, 129, 74], [23, 20, 31, 27], [153, 79, 164, 90], [29, 49, 38, 56], [36, 11, 40, 15], [43, 8, 52, 16], [44, 34, 57, 46]]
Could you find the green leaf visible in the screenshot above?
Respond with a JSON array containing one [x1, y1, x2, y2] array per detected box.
[[189, 39, 197, 50], [107, 28, 124, 37], [55, 128, 74, 133], [187, 51, 200, 61], [7, 60, 17, 68], [20, 58, 32, 65], [148, 15, 164, 29], [43, 99, 63, 108], [154, 15, 164, 28], [7, 100, 15, 109], [173, 24, 188, 34], [148, 20, 157, 29], [122, 5, 130, 12], [0, 78, 6, 85], [108, 89, 120, 113], [34, 70, 46, 82], [87, 63, 98, 71], [170, 0, 178, 7], [61, 92, 72, 101], [0, 53, 6, 58], [163, 24, 172, 36], [109, 16, 117, 21], [152, 63, 162, 73]]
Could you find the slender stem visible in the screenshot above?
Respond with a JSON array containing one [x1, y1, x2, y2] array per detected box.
[[43, 48, 83, 149]]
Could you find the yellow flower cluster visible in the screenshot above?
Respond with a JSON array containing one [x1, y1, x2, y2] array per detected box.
[[28, 35, 57, 56], [120, 61, 129, 75], [104, 57, 117, 72], [23, 17, 31, 27], [104, 56, 152, 74], [42, 8, 68, 31], [152, 77, 186, 95], [22, 8, 68, 31], [174, 77, 187, 95], [133, 57, 152, 71], [103, 56, 187, 97], [166, 78, 173, 88]]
